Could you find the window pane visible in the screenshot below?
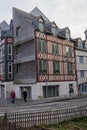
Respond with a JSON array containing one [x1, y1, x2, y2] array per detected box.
[[8, 44, 12, 60], [17, 64, 21, 73], [1, 45, 5, 56], [66, 46, 72, 57], [80, 70, 84, 77], [53, 61, 60, 74], [78, 42, 83, 48], [16, 26, 20, 36], [66, 30, 70, 39], [52, 27, 57, 36], [8, 62, 13, 79], [79, 56, 84, 63], [39, 60, 47, 74], [52, 43, 58, 54], [38, 39, 46, 52], [16, 45, 21, 54], [39, 22, 44, 32], [68, 63, 73, 74]]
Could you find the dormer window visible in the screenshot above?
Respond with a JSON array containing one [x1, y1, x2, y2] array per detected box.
[[38, 18, 44, 32], [51, 23, 57, 36], [52, 27, 57, 36], [85, 41, 87, 49], [38, 22, 44, 32], [16, 26, 20, 37], [78, 41, 83, 48], [66, 29, 70, 39]]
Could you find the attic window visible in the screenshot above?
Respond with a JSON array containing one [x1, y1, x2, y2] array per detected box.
[[85, 42, 87, 49], [66, 29, 70, 39], [38, 22, 44, 32], [78, 42, 83, 49], [16, 26, 20, 36], [52, 27, 57, 36]]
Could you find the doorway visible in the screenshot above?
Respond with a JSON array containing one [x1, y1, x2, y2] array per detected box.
[[20, 86, 31, 99]]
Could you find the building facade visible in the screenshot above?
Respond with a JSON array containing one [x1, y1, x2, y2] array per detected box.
[[75, 37, 87, 95], [0, 20, 13, 98], [13, 7, 77, 100]]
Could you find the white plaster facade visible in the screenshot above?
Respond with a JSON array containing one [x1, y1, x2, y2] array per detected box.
[[0, 81, 13, 98], [76, 49, 87, 85], [14, 81, 77, 100]]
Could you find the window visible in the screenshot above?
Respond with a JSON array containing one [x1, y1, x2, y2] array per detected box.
[[8, 62, 13, 79], [0, 63, 5, 79], [85, 44, 87, 49], [78, 42, 83, 48], [66, 46, 72, 57], [53, 61, 60, 74], [68, 63, 73, 74], [43, 85, 59, 98], [39, 60, 47, 74], [79, 56, 84, 63], [38, 39, 46, 52], [80, 70, 84, 77], [8, 44, 12, 60], [38, 22, 44, 32], [85, 42, 87, 49], [66, 29, 70, 39], [1, 45, 5, 56], [17, 64, 21, 73], [52, 27, 57, 36], [16, 26, 20, 36], [52, 43, 58, 55], [16, 45, 21, 54]]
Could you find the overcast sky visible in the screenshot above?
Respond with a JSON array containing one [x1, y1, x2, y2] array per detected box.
[[0, 0, 87, 39]]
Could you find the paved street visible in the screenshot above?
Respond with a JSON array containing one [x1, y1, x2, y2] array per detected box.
[[0, 96, 87, 115]]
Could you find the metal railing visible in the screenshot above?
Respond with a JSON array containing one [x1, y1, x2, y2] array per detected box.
[[0, 105, 87, 129]]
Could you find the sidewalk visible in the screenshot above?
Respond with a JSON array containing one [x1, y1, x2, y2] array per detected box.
[[0, 95, 87, 107]]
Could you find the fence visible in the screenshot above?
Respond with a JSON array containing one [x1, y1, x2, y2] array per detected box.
[[0, 105, 87, 129]]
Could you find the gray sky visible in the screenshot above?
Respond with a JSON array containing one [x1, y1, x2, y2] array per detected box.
[[0, 0, 87, 39]]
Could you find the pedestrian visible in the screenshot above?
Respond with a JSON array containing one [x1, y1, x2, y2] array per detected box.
[[10, 90, 16, 103], [23, 88, 27, 102], [69, 87, 74, 97]]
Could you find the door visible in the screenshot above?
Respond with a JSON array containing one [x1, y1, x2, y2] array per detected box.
[[20, 86, 31, 99]]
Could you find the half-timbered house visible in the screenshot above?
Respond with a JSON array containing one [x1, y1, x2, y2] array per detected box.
[[13, 7, 77, 99]]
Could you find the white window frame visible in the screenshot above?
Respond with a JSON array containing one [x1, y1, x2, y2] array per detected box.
[[1, 44, 5, 57], [8, 44, 12, 60], [8, 62, 13, 79]]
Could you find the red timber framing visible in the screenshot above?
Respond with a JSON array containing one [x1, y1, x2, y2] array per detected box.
[[35, 31, 76, 82]]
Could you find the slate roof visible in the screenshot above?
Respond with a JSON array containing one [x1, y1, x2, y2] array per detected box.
[[13, 7, 73, 40], [30, 7, 50, 23], [0, 20, 9, 31], [13, 7, 36, 22]]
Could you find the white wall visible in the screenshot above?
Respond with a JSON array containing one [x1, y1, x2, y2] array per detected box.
[[76, 49, 87, 85], [14, 81, 77, 100]]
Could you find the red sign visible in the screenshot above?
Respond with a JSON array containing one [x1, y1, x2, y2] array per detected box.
[[7, 38, 13, 43]]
